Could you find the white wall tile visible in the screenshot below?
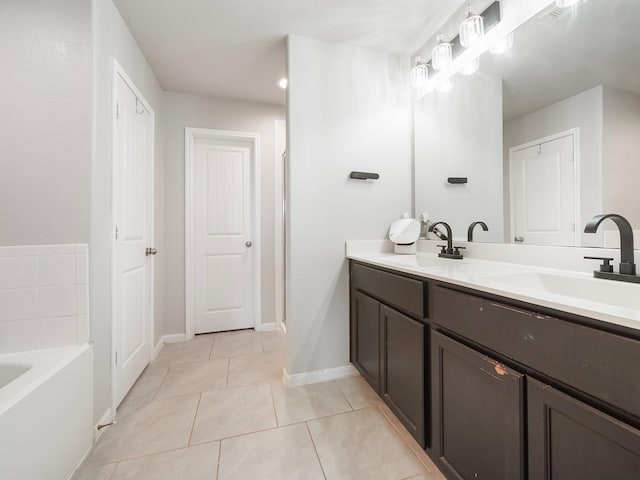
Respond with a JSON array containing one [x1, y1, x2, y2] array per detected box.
[[76, 254, 88, 284], [76, 285, 89, 315], [0, 246, 37, 257], [40, 316, 78, 349], [0, 289, 38, 322], [39, 285, 77, 318], [0, 244, 91, 353], [37, 245, 76, 256], [77, 315, 89, 343], [38, 255, 76, 287], [0, 256, 38, 290], [0, 320, 40, 354]]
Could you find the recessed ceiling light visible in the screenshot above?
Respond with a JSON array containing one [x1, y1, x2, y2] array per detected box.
[[278, 78, 288, 89]]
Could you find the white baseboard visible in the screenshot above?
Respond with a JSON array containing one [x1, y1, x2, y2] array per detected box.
[[258, 322, 277, 332], [280, 322, 287, 335], [283, 364, 358, 387], [163, 333, 186, 343], [151, 333, 187, 363], [93, 407, 114, 443]]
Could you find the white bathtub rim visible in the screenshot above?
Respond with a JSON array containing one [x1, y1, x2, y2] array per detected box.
[[0, 344, 92, 417]]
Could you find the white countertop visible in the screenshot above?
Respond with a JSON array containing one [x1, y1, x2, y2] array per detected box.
[[347, 251, 640, 333]]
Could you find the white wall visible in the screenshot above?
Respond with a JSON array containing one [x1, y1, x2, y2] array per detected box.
[[504, 86, 603, 246], [91, 0, 165, 422], [602, 87, 640, 228], [414, 73, 504, 242], [0, 0, 92, 246], [287, 35, 412, 376], [162, 92, 285, 335]]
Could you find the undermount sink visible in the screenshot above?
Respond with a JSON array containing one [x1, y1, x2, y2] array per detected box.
[[483, 271, 639, 311], [378, 254, 469, 269]]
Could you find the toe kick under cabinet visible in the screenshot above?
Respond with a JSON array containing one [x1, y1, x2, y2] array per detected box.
[[349, 260, 640, 480]]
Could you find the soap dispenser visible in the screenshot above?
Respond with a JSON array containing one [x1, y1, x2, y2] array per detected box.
[[389, 213, 421, 255]]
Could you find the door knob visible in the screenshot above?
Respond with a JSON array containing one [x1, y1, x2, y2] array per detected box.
[[245, 241, 252, 247], [514, 236, 524, 243], [145, 247, 158, 256]]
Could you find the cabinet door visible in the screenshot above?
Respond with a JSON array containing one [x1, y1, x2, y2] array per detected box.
[[431, 331, 524, 480], [528, 378, 640, 480], [350, 290, 381, 392], [380, 305, 425, 447]]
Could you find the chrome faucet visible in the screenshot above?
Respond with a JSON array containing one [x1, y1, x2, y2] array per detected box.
[[428, 222, 464, 259], [467, 221, 488, 242], [584, 213, 639, 283]]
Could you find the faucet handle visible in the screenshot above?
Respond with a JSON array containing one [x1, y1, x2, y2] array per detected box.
[[453, 246, 466, 256], [437, 244, 448, 254], [584, 256, 614, 273]]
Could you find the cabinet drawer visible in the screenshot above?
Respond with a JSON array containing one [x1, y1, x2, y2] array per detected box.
[[351, 263, 426, 318], [432, 285, 640, 418]]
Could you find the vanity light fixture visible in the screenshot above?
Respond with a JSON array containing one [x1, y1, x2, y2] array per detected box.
[[555, 0, 581, 7], [459, 57, 479, 76], [489, 32, 514, 55], [437, 77, 453, 93], [459, 5, 485, 48], [277, 78, 288, 89], [410, 56, 429, 88], [431, 34, 453, 71]]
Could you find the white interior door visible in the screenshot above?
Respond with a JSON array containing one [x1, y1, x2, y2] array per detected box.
[[510, 133, 577, 246], [193, 138, 255, 334], [113, 67, 154, 407]]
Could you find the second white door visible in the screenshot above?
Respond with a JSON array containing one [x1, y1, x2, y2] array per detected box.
[[193, 138, 255, 333], [510, 133, 577, 246]]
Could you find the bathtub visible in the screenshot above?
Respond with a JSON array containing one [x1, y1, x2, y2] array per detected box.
[[0, 345, 93, 480]]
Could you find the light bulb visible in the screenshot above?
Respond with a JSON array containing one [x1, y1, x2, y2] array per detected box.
[[556, 0, 581, 7], [460, 57, 479, 76], [278, 78, 288, 89], [459, 5, 485, 48], [490, 33, 514, 55], [432, 34, 453, 71], [410, 56, 429, 88]]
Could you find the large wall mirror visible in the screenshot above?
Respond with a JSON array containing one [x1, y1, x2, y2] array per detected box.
[[414, 0, 640, 247]]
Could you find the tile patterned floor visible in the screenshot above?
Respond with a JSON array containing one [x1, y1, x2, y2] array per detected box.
[[73, 330, 447, 480]]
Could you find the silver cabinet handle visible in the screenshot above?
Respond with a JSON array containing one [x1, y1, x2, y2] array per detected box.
[[145, 247, 158, 256], [514, 236, 524, 243], [245, 241, 252, 247]]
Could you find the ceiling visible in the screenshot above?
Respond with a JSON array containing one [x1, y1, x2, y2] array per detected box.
[[478, 0, 640, 121], [113, 0, 464, 106]]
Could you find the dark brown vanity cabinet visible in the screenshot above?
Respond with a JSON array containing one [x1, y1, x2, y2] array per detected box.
[[380, 304, 425, 446], [350, 290, 382, 392], [349, 262, 427, 447], [431, 283, 640, 480], [528, 378, 640, 480], [431, 331, 524, 480]]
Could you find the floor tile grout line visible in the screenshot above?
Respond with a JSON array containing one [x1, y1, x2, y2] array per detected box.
[[89, 439, 221, 468], [376, 404, 434, 473], [187, 393, 203, 447], [277, 405, 375, 430], [334, 380, 357, 411], [305, 422, 328, 480], [190, 424, 282, 446], [216, 438, 222, 480], [268, 381, 281, 427]]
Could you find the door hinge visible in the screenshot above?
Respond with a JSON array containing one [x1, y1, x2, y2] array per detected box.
[[115, 225, 119, 240], [116, 102, 120, 119]]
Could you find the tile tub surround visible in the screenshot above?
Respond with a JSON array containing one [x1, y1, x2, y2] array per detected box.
[[74, 329, 446, 480], [0, 244, 89, 354]]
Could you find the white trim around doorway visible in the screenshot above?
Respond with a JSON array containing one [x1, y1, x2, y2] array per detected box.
[[184, 127, 262, 340]]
